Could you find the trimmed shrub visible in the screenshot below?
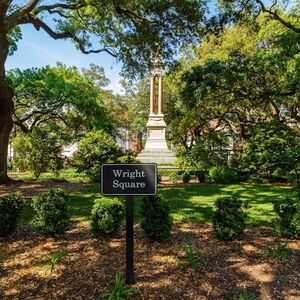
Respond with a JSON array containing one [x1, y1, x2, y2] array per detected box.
[[0, 192, 23, 237], [32, 189, 69, 236], [213, 197, 248, 241], [196, 170, 205, 183], [169, 171, 178, 183], [140, 195, 173, 241], [273, 197, 299, 238], [209, 166, 238, 184], [182, 171, 191, 183], [91, 198, 124, 236]]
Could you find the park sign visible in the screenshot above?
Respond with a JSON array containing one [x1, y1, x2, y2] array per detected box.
[[101, 163, 157, 284], [101, 163, 157, 196]]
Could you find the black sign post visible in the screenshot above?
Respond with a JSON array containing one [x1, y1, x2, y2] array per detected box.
[[125, 195, 134, 284], [101, 164, 157, 284]]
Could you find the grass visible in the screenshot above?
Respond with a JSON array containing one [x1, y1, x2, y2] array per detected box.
[[19, 182, 292, 226], [9, 168, 90, 183]]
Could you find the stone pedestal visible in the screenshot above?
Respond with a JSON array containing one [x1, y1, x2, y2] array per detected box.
[[137, 115, 176, 164]]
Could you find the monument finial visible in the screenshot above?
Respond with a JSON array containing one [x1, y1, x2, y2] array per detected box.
[[150, 52, 163, 77]]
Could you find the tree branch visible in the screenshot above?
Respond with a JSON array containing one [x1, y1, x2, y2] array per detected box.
[[33, 2, 84, 15], [21, 16, 117, 56], [255, 0, 300, 33]]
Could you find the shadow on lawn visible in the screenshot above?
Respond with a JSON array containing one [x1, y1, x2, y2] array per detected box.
[[18, 183, 291, 226]]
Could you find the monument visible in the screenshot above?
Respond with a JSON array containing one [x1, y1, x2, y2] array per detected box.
[[137, 57, 176, 164]]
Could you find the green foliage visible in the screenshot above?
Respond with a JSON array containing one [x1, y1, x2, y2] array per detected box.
[[32, 189, 70, 236], [237, 291, 259, 300], [105, 273, 140, 300], [287, 171, 300, 185], [8, 64, 113, 140], [72, 130, 124, 181], [213, 197, 248, 241], [273, 197, 300, 238], [117, 153, 140, 164], [196, 170, 206, 183], [162, 18, 300, 176], [48, 247, 70, 273], [182, 171, 191, 183], [8, 26, 22, 55], [183, 133, 230, 170], [224, 291, 259, 300], [12, 129, 63, 179], [91, 198, 124, 236], [277, 274, 289, 284], [140, 195, 173, 241], [268, 240, 292, 261], [241, 121, 300, 175], [180, 242, 197, 271], [209, 166, 238, 184], [0, 192, 23, 237], [169, 171, 178, 183]]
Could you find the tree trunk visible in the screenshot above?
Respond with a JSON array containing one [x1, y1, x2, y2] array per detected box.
[[0, 21, 14, 183]]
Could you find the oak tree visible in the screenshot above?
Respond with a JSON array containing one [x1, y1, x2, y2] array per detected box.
[[0, 0, 205, 182]]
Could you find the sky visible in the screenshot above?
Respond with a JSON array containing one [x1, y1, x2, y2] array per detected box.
[[6, 24, 124, 94]]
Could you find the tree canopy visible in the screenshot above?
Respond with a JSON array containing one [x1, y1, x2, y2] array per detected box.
[[7, 63, 114, 141]]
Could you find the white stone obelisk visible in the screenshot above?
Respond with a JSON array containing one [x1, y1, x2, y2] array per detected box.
[[137, 57, 176, 163]]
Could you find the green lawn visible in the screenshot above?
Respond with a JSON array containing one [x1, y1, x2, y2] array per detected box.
[[19, 183, 293, 226]]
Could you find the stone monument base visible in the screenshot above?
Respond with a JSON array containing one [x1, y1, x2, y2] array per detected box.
[[137, 148, 176, 164], [137, 114, 176, 164]]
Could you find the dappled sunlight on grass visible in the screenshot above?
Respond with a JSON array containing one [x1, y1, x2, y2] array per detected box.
[[17, 183, 292, 226]]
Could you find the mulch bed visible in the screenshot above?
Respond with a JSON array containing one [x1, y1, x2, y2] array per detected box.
[[0, 181, 91, 198], [0, 222, 299, 300]]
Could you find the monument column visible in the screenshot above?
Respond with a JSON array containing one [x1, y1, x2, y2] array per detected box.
[[137, 55, 176, 164], [158, 75, 163, 115], [150, 76, 154, 114]]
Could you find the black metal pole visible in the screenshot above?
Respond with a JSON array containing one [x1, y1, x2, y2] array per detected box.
[[125, 195, 135, 284]]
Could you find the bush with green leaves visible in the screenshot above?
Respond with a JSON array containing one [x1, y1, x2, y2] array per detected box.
[[196, 170, 205, 183], [117, 153, 140, 164], [91, 198, 125, 236], [0, 192, 23, 237], [12, 129, 63, 179], [105, 273, 140, 300], [169, 171, 178, 183], [241, 120, 300, 175], [213, 197, 248, 241], [72, 130, 124, 181], [273, 197, 299, 238], [209, 165, 238, 184], [140, 195, 173, 241], [32, 188, 70, 236], [182, 171, 191, 183]]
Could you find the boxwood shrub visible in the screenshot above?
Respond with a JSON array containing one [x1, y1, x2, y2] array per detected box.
[[91, 197, 125, 236], [32, 188, 70, 236], [196, 170, 206, 183], [182, 171, 191, 183], [213, 196, 248, 241], [0, 192, 23, 237], [273, 197, 299, 238], [140, 195, 173, 241], [209, 166, 238, 184]]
